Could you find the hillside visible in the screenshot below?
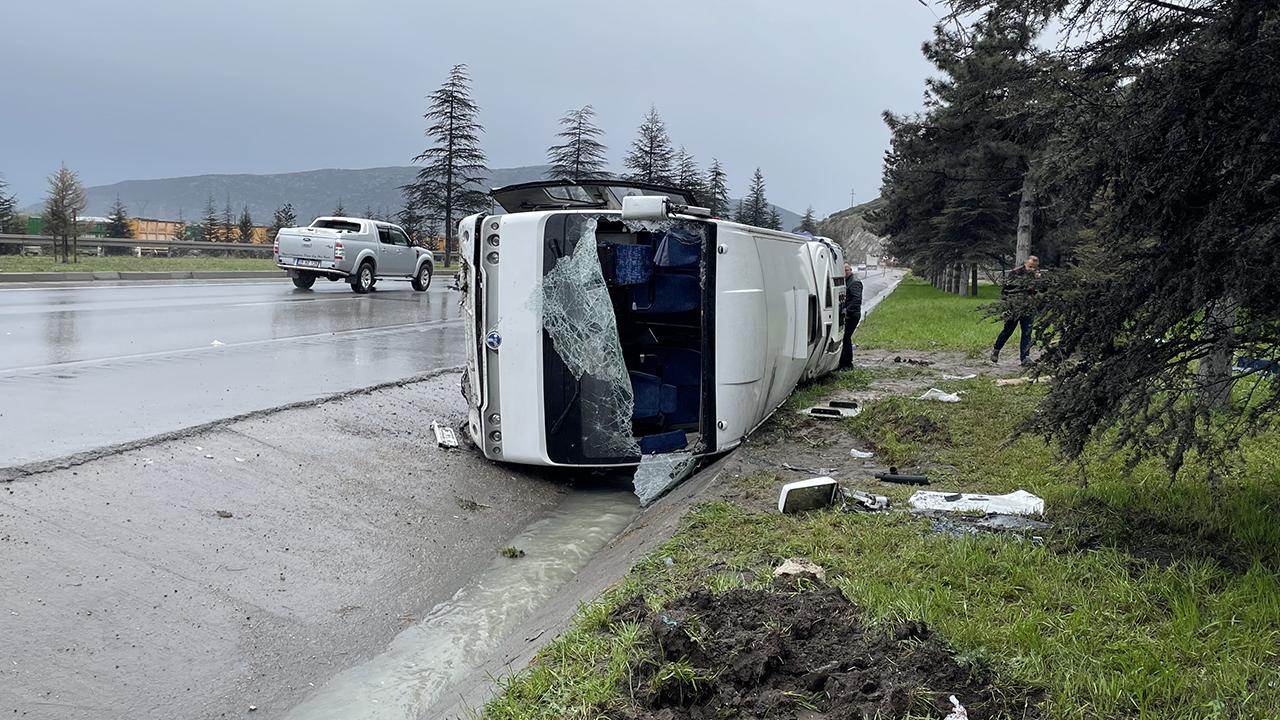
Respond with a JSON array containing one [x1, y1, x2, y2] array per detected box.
[[816, 196, 887, 263], [24, 166, 801, 229]]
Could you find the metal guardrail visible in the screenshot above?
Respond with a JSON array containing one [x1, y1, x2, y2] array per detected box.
[[0, 233, 273, 255]]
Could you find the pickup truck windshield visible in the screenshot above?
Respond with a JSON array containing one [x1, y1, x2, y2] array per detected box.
[[311, 219, 362, 232]]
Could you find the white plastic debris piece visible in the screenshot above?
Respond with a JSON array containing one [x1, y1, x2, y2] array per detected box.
[[917, 388, 961, 403], [778, 477, 839, 514], [142, 458, 153, 465], [195, 446, 203, 451], [431, 421, 459, 449], [909, 489, 1045, 516], [995, 375, 1053, 386], [849, 448, 874, 459], [773, 558, 827, 582], [210, 340, 224, 347], [204, 454, 214, 459], [633, 452, 696, 507], [942, 373, 977, 380], [943, 695, 968, 720], [234, 457, 245, 463], [533, 217, 639, 458], [841, 488, 889, 511]]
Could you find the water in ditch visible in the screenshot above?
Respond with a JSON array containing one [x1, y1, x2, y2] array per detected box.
[[283, 488, 640, 720]]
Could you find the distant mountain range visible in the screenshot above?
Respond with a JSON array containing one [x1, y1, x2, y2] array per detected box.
[[24, 165, 802, 230]]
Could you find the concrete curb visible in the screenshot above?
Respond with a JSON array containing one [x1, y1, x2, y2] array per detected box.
[[0, 270, 287, 283]]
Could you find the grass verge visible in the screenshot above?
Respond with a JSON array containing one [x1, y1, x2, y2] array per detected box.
[[856, 274, 1003, 356], [0, 256, 278, 272], [480, 278, 1280, 720]]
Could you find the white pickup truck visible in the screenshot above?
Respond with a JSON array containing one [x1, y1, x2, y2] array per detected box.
[[274, 217, 434, 293]]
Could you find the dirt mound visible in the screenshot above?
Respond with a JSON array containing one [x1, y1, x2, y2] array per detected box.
[[619, 585, 1039, 719]]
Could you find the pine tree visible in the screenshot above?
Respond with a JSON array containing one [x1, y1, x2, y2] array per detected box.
[[736, 168, 771, 227], [0, 175, 20, 235], [408, 64, 490, 266], [237, 206, 255, 244], [396, 185, 428, 245], [201, 196, 220, 243], [545, 105, 610, 181], [170, 212, 187, 243], [221, 197, 235, 244], [704, 159, 731, 218], [269, 203, 297, 241], [767, 206, 783, 231], [673, 147, 705, 202], [105, 196, 134, 239], [332, 200, 346, 217], [798, 206, 818, 234], [623, 105, 676, 185], [43, 164, 87, 263]]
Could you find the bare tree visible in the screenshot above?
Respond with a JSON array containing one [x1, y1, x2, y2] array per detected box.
[[43, 164, 87, 263]]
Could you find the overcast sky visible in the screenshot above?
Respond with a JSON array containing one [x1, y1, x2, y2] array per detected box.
[[2, 0, 940, 216]]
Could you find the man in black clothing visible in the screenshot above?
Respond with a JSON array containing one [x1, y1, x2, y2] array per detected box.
[[991, 255, 1040, 366], [839, 262, 863, 368]]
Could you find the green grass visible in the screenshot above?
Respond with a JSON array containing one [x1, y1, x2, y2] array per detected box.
[[0, 256, 278, 272], [483, 379, 1280, 720], [856, 275, 1004, 355], [480, 277, 1280, 720]]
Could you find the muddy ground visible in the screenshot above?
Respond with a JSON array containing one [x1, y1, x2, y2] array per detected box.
[[613, 582, 1040, 720]]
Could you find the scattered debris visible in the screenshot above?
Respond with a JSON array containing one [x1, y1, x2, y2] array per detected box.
[[840, 488, 889, 512], [663, 556, 675, 567], [500, 546, 525, 558], [894, 356, 934, 366], [798, 399, 862, 419], [431, 421, 459, 449], [778, 477, 839, 514], [633, 452, 697, 507], [874, 467, 930, 485], [782, 462, 834, 475], [234, 457, 245, 463], [942, 373, 977, 380], [848, 448, 874, 459], [995, 375, 1053, 386], [204, 454, 214, 459], [194, 446, 203, 451], [248, 705, 257, 713], [214, 510, 233, 519], [142, 458, 153, 466], [976, 514, 1050, 532], [944, 695, 969, 720], [909, 489, 1045, 516], [917, 387, 961, 403], [772, 558, 827, 582]]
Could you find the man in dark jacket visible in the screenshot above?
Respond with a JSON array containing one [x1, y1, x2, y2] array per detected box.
[[839, 262, 863, 368], [991, 255, 1040, 366]]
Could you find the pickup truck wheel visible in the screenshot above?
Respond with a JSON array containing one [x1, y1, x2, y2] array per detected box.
[[291, 274, 316, 290], [350, 262, 374, 294], [412, 264, 432, 292]]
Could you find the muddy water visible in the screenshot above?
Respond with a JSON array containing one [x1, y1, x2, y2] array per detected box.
[[283, 489, 639, 720]]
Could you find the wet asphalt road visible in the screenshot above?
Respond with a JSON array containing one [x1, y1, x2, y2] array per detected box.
[[0, 279, 464, 467]]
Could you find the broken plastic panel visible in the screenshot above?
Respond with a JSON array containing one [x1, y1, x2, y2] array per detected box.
[[633, 452, 697, 507], [532, 217, 639, 458]]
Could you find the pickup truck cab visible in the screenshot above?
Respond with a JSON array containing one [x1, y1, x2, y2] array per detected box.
[[274, 216, 434, 293]]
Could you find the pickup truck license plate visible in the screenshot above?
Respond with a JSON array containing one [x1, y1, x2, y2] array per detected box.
[[297, 259, 320, 268]]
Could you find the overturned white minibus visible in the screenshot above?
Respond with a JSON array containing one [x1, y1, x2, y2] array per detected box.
[[458, 180, 846, 468]]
